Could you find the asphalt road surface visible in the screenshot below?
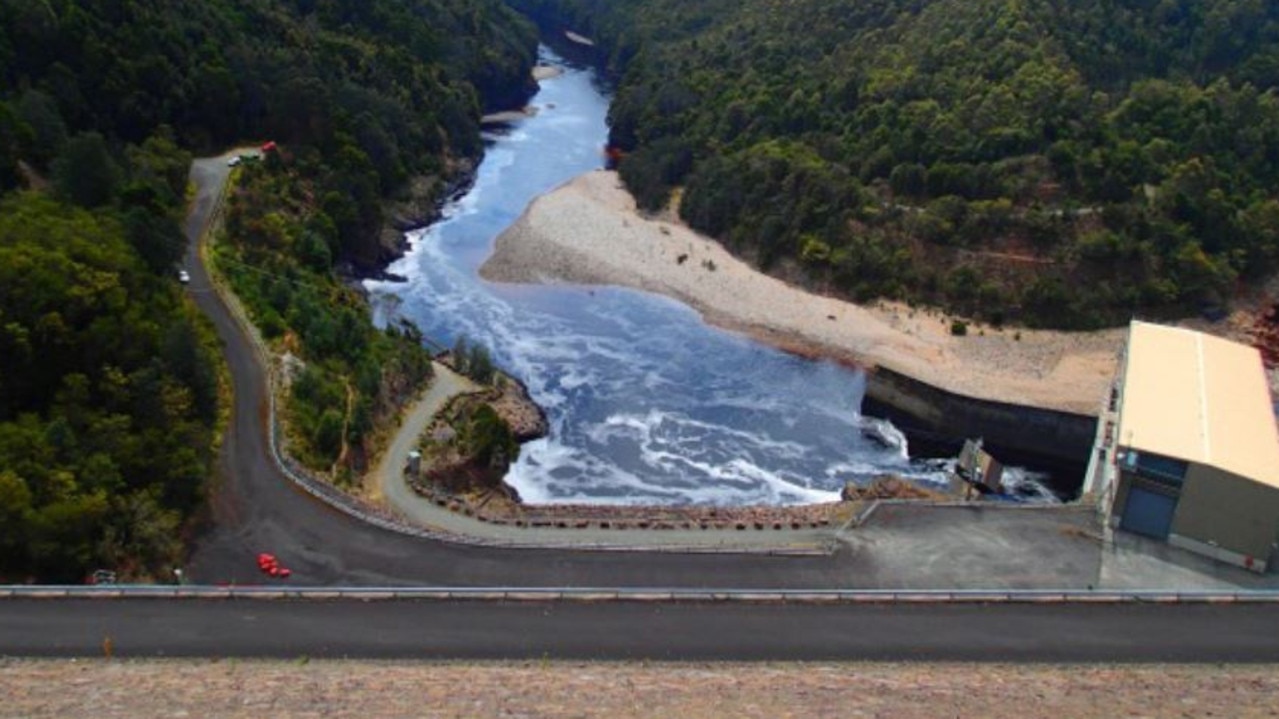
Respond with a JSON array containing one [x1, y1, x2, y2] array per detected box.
[[4, 598, 1279, 661]]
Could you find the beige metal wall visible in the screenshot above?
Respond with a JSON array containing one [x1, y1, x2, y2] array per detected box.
[[1172, 465, 1279, 563]]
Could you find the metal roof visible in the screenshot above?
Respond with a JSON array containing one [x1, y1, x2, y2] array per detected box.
[[1118, 321, 1279, 488]]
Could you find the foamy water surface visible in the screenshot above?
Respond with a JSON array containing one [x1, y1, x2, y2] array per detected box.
[[368, 48, 1050, 506]]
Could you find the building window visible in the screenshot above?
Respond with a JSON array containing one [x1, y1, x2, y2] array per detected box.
[[1126, 452, 1187, 485]]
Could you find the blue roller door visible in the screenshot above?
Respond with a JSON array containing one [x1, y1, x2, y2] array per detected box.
[[1121, 485, 1177, 540]]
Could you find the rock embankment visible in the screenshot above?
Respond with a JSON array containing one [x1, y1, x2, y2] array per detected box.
[[488, 375, 549, 442]]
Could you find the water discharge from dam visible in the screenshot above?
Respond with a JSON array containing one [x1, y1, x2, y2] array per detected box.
[[368, 47, 1051, 506]]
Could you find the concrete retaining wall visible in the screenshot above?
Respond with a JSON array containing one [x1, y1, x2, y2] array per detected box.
[[864, 367, 1097, 494]]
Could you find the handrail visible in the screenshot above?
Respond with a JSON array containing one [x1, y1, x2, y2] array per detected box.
[[4, 585, 1279, 604]]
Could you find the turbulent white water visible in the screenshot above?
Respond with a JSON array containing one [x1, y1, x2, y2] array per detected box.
[[367, 48, 1051, 506]]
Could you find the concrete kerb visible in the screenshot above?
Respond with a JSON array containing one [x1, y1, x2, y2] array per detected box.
[[7, 586, 1279, 605]]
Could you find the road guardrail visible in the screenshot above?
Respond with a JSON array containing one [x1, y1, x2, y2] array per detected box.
[[3, 586, 1279, 604]]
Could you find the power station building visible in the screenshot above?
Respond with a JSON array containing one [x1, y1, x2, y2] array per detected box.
[[1086, 321, 1279, 573]]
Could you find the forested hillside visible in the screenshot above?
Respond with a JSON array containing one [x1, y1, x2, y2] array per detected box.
[[514, 0, 1279, 328], [0, 193, 221, 582], [0, 0, 537, 581], [1, 0, 537, 267]]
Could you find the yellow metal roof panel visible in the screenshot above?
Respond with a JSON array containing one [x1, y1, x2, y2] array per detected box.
[[1200, 331, 1279, 487], [1118, 321, 1279, 488]]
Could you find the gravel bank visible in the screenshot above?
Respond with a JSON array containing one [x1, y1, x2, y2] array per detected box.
[[480, 170, 1125, 415]]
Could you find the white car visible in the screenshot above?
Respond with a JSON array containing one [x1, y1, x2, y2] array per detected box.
[[228, 156, 241, 167], [178, 269, 191, 284]]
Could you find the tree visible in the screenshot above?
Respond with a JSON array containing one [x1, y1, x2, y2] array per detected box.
[[0, 101, 28, 192], [120, 195, 185, 273], [14, 90, 65, 168], [314, 409, 345, 462], [467, 342, 496, 385], [125, 127, 192, 203], [52, 132, 120, 208], [890, 163, 927, 198], [464, 404, 518, 469], [0, 470, 32, 572], [452, 335, 470, 375], [0, 194, 218, 581]]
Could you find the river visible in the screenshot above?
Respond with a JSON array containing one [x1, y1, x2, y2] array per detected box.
[[367, 47, 1050, 506]]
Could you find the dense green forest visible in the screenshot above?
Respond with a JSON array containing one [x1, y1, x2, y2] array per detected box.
[[2, 0, 538, 267], [0, 193, 221, 582], [515, 0, 1279, 328], [0, 0, 538, 580]]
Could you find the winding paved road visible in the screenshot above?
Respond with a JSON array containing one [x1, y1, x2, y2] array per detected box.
[[371, 362, 475, 508], [181, 151, 862, 588]]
